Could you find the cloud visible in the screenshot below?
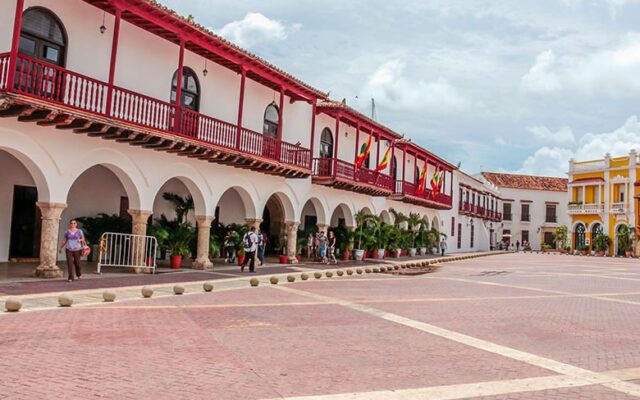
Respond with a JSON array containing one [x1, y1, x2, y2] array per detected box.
[[359, 59, 473, 114], [529, 125, 575, 144], [215, 13, 299, 48], [520, 34, 640, 97], [517, 115, 640, 176]]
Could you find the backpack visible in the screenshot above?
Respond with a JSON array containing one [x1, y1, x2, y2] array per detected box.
[[243, 233, 252, 248]]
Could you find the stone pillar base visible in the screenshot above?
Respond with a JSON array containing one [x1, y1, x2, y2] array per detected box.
[[192, 258, 214, 271], [34, 264, 63, 278], [288, 256, 299, 264]]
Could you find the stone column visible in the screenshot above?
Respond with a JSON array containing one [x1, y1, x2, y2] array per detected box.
[[285, 221, 300, 264], [128, 209, 153, 274], [34, 202, 66, 278], [193, 215, 214, 270], [245, 218, 263, 232]]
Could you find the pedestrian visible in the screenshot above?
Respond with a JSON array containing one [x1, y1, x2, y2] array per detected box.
[[318, 231, 328, 263], [314, 232, 320, 259], [241, 227, 258, 272], [440, 237, 447, 257], [516, 240, 520, 252], [223, 230, 236, 263], [257, 229, 265, 266], [307, 233, 314, 259], [327, 231, 337, 265], [59, 219, 85, 282]]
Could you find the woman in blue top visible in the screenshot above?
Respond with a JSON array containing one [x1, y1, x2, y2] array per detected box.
[[59, 219, 85, 282]]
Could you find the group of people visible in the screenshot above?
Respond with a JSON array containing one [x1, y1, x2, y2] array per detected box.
[[223, 227, 266, 273], [306, 231, 338, 265]]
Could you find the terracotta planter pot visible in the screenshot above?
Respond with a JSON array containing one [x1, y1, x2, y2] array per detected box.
[[237, 255, 245, 266], [342, 250, 351, 261], [296, 255, 302, 262], [170, 255, 182, 269], [279, 255, 289, 264], [580, 251, 587, 256], [625, 250, 633, 258], [597, 251, 605, 257]]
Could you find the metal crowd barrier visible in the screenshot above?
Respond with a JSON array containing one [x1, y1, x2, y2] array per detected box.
[[97, 232, 157, 274]]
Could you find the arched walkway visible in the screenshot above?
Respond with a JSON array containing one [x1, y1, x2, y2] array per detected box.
[[300, 197, 328, 232], [261, 193, 296, 255], [215, 186, 258, 225], [330, 203, 355, 228], [379, 210, 393, 225]]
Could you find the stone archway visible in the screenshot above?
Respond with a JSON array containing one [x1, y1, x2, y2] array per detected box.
[[261, 193, 296, 256], [379, 210, 393, 225], [300, 197, 328, 233], [330, 203, 355, 228]]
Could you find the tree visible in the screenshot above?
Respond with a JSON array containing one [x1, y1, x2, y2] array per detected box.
[[162, 192, 194, 223], [553, 226, 568, 249]]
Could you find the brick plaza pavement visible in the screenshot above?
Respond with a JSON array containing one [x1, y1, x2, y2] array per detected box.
[[1, 252, 639, 399]]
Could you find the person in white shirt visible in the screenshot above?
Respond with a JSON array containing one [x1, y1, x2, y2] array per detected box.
[[440, 238, 447, 257], [241, 227, 259, 272]]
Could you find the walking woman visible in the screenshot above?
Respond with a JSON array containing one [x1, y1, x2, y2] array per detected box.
[[327, 231, 338, 265], [59, 219, 85, 282]]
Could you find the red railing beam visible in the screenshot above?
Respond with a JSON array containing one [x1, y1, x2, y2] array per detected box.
[[309, 99, 317, 170], [105, 7, 122, 116], [333, 114, 340, 178], [6, 0, 24, 91], [173, 39, 185, 132], [235, 66, 246, 149]]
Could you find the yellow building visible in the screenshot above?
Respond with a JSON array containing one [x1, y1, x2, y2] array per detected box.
[[568, 151, 638, 255]]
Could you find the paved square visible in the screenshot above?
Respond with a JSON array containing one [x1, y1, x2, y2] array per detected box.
[[1, 253, 640, 399]]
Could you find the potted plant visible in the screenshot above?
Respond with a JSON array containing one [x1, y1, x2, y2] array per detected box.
[[616, 224, 634, 257], [577, 244, 589, 256], [553, 226, 568, 253], [354, 209, 373, 261], [279, 233, 289, 264], [592, 233, 610, 256], [237, 248, 246, 266], [541, 243, 552, 252], [165, 223, 194, 268]]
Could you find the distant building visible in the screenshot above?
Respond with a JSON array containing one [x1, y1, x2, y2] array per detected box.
[[567, 151, 638, 255], [479, 172, 568, 251]]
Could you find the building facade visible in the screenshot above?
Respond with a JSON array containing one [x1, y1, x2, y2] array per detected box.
[[440, 170, 502, 252], [0, 0, 458, 277], [567, 151, 639, 255], [479, 172, 568, 251]]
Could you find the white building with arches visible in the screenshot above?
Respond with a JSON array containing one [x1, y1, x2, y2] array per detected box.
[[0, 0, 465, 278]]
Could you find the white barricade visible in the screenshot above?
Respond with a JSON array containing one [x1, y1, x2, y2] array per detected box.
[[97, 232, 157, 274]]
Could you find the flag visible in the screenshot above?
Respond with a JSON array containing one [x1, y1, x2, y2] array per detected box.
[[355, 136, 373, 168], [430, 168, 443, 197], [416, 163, 427, 195], [375, 145, 392, 172]]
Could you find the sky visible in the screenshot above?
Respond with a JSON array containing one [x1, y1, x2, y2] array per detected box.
[[159, 0, 640, 177]]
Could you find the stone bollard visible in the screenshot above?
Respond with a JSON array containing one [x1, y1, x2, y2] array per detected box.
[[301, 273, 309, 281], [336, 270, 344, 276], [203, 282, 214, 292], [314, 272, 322, 279], [356, 268, 363, 274], [102, 291, 117, 302], [173, 284, 185, 295], [270, 276, 279, 285], [325, 271, 333, 278], [141, 286, 154, 298], [250, 278, 260, 287], [287, 275, 296, 283], [58, 294, 73, 307], [372, 267, 380, 273], [346, 269, 354, 275], [365, 268, 372, 273], [4, 297, 22, 312], [394, 265, 400, 270]]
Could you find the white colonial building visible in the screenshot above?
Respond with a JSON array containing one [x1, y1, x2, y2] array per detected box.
[[0, 0, 460, 278], [479, 172, 568, 250]]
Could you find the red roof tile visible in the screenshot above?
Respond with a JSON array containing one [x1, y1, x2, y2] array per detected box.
[[481, 172, 567, 192]]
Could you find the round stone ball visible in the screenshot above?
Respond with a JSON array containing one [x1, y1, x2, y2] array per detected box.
[[270, 276, 279, 285], [393, 265, 400, 270], [141, 286, 154, 298], [314, 272, 322, 279], [346, 269, 354, 275], [356, 268, 363, 274], [336, 270, 344, 276], [102, 290, 117, 302], [365, 268, 372, 273], [173, 284, 185, 295], [250, 278, 260, 287], [4, 297, 22, 312], [203, 282, 214, 292], [287, 275, 296, 283], [301, 273, 309, 280], [372, 268, 380, 273], [58, 294, 73, 307], [325, 271, 333, 278]]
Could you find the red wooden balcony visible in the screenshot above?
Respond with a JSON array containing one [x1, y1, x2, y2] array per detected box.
[[312, 158, 394, 196], [458, 201, 502, 221], [0, 53, 310, 178], [390, 180, 452, 210]]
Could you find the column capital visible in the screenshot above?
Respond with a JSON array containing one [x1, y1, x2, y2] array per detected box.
[[36, 202, 67, 220], [128, 209, 153, 223], [285, 220, 300, 231], [195, 215, 215, 228], [245, 218, 263, 225], [316, 223, 330, 233]]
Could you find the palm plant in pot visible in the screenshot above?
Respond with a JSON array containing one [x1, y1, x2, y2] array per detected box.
[[334, 224, 355, 260], [416, 217, 429, 255], [406, 212, 422, 257], [375, 222, 394, 259], [616, 224, 635, 257], [592, 233, 610, 256], [353, 209, 373, 261], [165, 223, 195, 268]]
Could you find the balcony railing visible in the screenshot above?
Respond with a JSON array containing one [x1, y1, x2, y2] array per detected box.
[[610, 202, 627, 214], [396, 181, 452, 207], [567, 203, 604, 214], [459, 201, 502, 221], [312, 158, 394, 192], [0, 53, 310, 170]]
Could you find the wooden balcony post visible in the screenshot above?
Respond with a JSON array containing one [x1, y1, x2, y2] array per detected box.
[[308, 99, 317, 169], [173, 39, 185, 132], [353, 123, 360, 164], [105, 7, 122, 117], [390, 141, 396, 190], [276, 86, 285, 161], [401, 147, 407, 184], [375, 131, 380, 169], [6, 0, 25, 91], [236, 66, 247, 150]]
